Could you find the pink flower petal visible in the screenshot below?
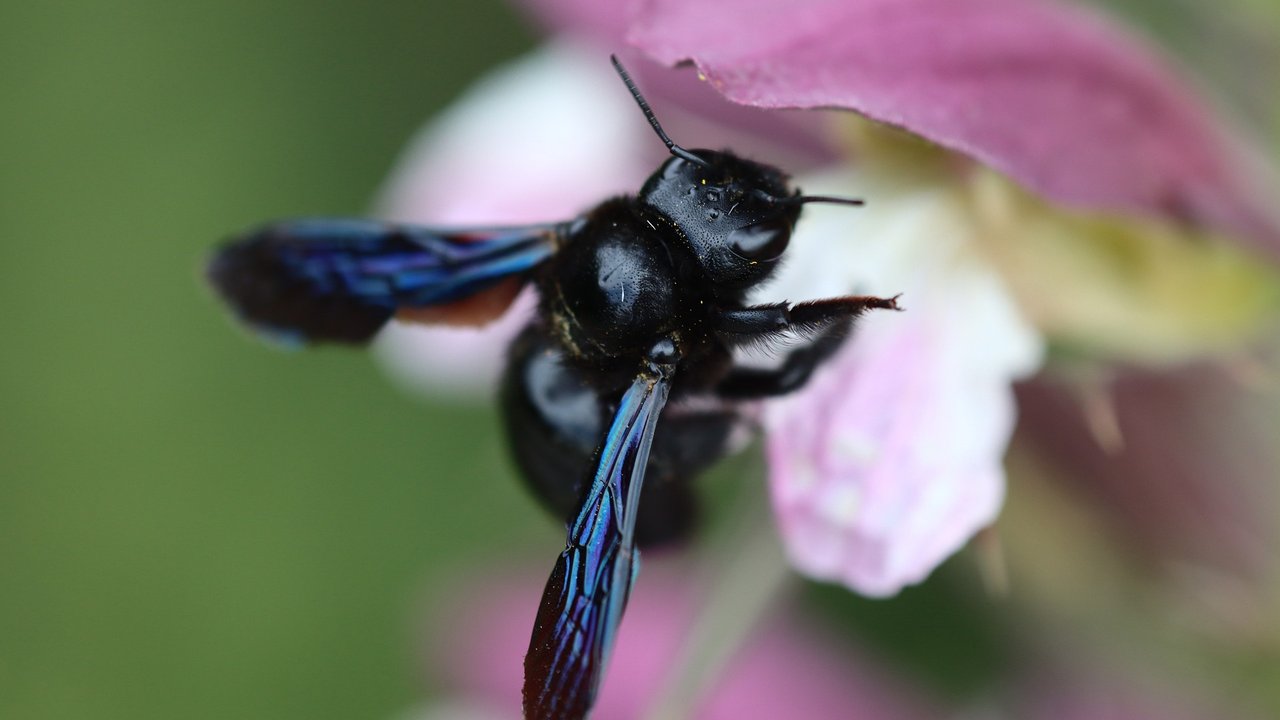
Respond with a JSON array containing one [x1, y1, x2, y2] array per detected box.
[[629, 0, 1280, 256], [764, 258, 1042, 597], [1017, 365, 1278, 589], [512, 1, 843, 165], [1017, 663, 1265, 720], [419, 570, 1259, 720], [426, 564, 936, 719]]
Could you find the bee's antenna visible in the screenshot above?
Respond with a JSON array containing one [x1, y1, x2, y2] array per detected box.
[[610, 55, 710, 168], [788, 195, 865, 207], [754, 189, 865, 207]]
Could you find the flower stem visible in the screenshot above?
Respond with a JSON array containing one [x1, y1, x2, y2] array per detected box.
[[642, 482, 795, 720]]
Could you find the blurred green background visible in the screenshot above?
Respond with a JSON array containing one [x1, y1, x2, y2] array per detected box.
[[2, 2, 1278, 719], [0, 3, 544, 718]]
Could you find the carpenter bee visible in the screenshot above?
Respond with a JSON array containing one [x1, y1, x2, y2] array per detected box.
[[207, 56, 900, 720]]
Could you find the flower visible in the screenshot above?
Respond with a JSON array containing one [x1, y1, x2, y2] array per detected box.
[[403, 563, 1265, 720], [375, 0, 1280, 598], [411, 564, 938, 720]]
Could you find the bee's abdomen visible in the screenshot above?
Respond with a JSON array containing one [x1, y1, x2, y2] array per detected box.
[[501, 324, 718, 549]]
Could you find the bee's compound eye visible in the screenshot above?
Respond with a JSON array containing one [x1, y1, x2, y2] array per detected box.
[[727, 218, 791, 262]]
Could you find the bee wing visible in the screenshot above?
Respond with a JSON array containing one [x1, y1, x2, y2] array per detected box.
[[523, 366, 674, 720], [207, 218, 561, 345]]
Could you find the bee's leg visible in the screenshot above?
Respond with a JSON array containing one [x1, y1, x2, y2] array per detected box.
[[711, 295, 901, 399], [640, 406, 742, 548], [715, 323, 849, 399], [713, 294, 901, 340], [651, 407, 740, 478]]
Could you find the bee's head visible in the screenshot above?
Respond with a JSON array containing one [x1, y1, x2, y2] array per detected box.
[[640, 150, 803, 289], [612, 56, 861, 292]]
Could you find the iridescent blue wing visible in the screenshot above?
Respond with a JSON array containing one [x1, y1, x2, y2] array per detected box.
[[523, 365, 675, 720], [207, 218, 561, 345]]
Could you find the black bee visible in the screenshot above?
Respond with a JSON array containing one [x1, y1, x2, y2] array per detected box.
[[207, 56, 900, 720]]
